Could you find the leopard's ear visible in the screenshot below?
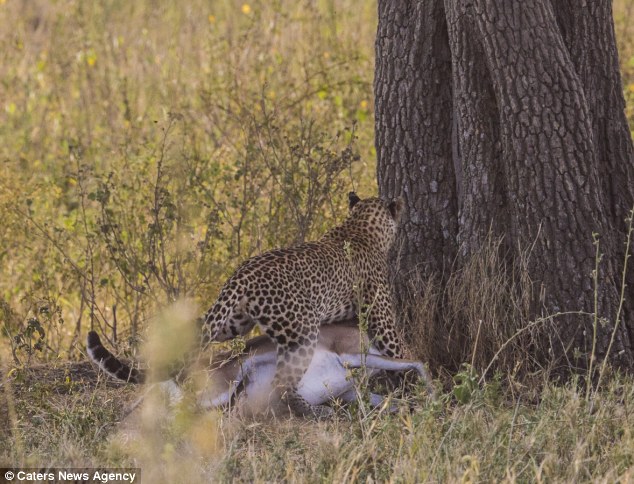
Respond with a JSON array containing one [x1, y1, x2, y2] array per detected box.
[[388, 197, 404, 220], [348, 192, 361, 210]]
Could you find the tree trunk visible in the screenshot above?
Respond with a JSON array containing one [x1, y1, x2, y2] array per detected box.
[[375, 0, 634, 376], [375, 0, 458, 279]]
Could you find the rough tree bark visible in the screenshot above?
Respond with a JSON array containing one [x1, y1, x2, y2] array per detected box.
[[375, 0, 634, 375]]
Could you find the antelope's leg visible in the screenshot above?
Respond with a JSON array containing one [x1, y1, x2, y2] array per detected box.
[[341, 353, 434, 394]]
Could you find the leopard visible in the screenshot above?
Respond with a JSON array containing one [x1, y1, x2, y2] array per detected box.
[[197, 192, 405, 418]]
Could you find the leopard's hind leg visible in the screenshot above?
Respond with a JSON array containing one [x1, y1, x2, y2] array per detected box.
[[264, 314, 333, 419]]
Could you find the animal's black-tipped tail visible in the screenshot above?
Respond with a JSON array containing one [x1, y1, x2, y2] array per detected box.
[[86, 331, 145, 384]]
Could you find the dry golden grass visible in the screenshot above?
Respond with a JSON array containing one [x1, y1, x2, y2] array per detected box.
[[1, 0, 634, 482]]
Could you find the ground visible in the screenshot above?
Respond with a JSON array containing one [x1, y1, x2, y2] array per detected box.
[[2, 357, 634, 482]]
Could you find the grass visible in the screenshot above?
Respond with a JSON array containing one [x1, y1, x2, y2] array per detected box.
[[3, 357, 634, 482], [1, 0, 634, 482]]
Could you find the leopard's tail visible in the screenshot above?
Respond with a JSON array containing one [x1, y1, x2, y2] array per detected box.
[[87, 331, 146, 384]]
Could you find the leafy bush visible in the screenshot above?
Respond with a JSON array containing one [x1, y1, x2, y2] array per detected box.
[[0, 0, 377, 359]]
